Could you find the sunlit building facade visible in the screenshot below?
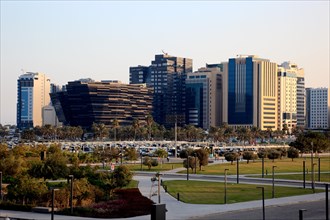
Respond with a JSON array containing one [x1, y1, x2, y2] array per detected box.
[[277, 62, 299, 133], [186, 64, 222, 130], [223, 55, 278, 130], [17, 72, 50, 129]]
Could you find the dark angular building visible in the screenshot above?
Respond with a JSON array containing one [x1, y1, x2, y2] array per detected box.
[[131, 54, 193, 127], [50, 80, 153, 128], [129, 65, 150, 85]]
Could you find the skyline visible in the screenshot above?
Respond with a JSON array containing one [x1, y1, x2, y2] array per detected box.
[[1, 1, 329, 125]]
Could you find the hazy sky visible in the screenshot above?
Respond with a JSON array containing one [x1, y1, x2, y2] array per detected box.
[[1, 1, 329, 125]]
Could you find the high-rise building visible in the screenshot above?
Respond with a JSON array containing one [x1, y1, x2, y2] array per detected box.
[[17, 72, 50, 129], [129, 66, 150, 85], [146, 54, 192, 126], [50, 80, 153, 128], [223, 55, 278, 130], [186, 64, 222, 130], [306, 88, 329, 129], [295, 66, 305, 128], [277, 62, 299, 133]]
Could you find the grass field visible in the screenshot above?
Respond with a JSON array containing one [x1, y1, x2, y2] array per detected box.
[[122, 180, 139, 188], [248, 173, 330, 182], [162, 180, 323, 204], [178, 157, 330, 175], [122, 162, 183, 172]]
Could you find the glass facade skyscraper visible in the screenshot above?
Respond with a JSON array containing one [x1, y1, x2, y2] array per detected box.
[[226, 55, 278, 130]]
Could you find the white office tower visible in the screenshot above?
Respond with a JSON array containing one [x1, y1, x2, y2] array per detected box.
[[277, 62, 299, 133], [17, 72, 51, 129], [306, 88, 329, 129]]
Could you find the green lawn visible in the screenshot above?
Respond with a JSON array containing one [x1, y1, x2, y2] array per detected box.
[[249, 173, 330, 183], [122, 180, 139, 188], [162, 180, 323, 204], [122, 162, 183, 172], [178, 157, 330, 175]]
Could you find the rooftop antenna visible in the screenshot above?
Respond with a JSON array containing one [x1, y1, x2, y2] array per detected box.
[[162, 50, 168, 55]]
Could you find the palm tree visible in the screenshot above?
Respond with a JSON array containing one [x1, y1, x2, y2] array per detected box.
[[112, 119, 120, 141], [209, 126, 225, 143], [92, 123, 109, 140], [223, 123, 235, 143], [236, 127, 251, 146], [250, 126, 262, 145], [132, 119, 140, 141], [145, 115, 154, 140]]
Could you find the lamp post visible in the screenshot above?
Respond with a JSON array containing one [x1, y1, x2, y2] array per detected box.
[[262, 157, 264, 178], [68, 175, 74, 214], [312, 163, 316, 193], [194, 153, 197, 174], [257, 186, 265, 220], [0, 171, 2, 201], [224, 169, 229, 204], [51, 188, 59, 220], [236, 158, 239, 184], [303, 160, 306, 189], [311, 142, 314, 189], [325, 184, 329, 220], [187, 155, 190, 181], [272, 166, 277, 198]]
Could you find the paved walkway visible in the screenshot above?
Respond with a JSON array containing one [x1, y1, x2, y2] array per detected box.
[[0, 159, 328, 220]]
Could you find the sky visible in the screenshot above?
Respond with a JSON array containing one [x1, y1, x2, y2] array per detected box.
[[1, 1, 329, 125]]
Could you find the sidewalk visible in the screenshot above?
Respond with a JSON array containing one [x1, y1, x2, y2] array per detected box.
[[134, 175, 326, 220]]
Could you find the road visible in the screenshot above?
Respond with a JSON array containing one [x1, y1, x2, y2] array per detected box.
[[190, 200, 328, 220]]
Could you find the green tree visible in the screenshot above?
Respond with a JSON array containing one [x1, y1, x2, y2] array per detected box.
[[7, 175, 48, 205], [183, 156, 196, 172], [267, 149, 281, 162], [287, 147, 300, 161], [242, 151, 257, 164], [143, 156, 158, 170], [154, 148, 168, 167], [21, 129, 36, 142], [132, 119, 140, 141], [112, 119, 120, 141], [209, 126, 225, 143], [124, 147, 138, 162], [236, 127, 251, 145], [112, 165, 133, 188], [145, 115, 154, 140], [257, 149, 268, 159], [92, 123, 109, 140], [224, 152, 239, 165], [194, 148, 209, 171]]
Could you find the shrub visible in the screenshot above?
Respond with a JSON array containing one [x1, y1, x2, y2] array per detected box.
[[242, 151, 258, 164], [267, 149, 281, 162], [287, 147, 299, 161], [224, 152, 239, 165]]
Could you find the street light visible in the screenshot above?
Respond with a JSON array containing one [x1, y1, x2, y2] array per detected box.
[[272, 166, 277, 198], [312, 163, 316, 193], [194, 153, 197, 174], [140, 153, 143, 171], [68, 175, 74, 214], [187, 154, 190, 181], [0, 171, 2, 201], [224, 169, 229, 204], [51, 188, 59, 220], [256, 186, 265, 220]]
